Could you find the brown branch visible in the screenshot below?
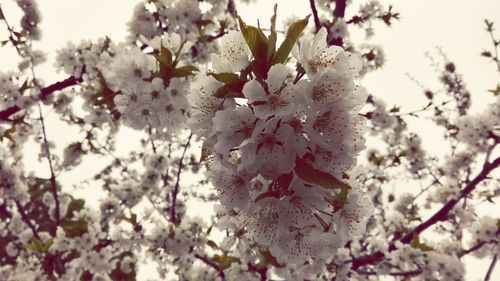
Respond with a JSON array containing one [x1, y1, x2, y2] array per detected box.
[[0, 75, 82, 122], [170, 133, 193, 224], [351, 156, 500, 270], [309, 0, 321, 32], [194, 254, 226, 280], [485, 254, 498, 281], [15, 200, 42, 241], [358, 268, 422, 277], [333, 0, 347, 18], [38, 104, 61, 228], [399, 156, 500, 244], [328, 0, 347, 46]]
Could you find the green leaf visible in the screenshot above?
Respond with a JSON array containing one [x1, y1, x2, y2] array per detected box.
[[1, 126, 16, 143], [25, 238, 53, 253], [171, 65, 198, 77], [43, 238, 54, 252], [410, 234, 434, 252], [61, 218, 88, 238], [389, 106, 400, 113], [258, 248, 283, 268], [157, 44, 173, 66], [488, 84, 500, 96], [194, 19, 213, 27], [273, 15, 310, 64], [237, 17, 269, 62], [212, 253, 240, 270], [19, 79, 30, 93], [328, 189, 349, 212], [64, 199, 85, 220], [294, 157, 352, 190], [25, 239, 43, 253], [254, 190, 280, 202], [214, 76, 247, 99], [206, 240, 218, 249], [481, 51, 492, 57], [208, 72, 240, 84], [237, 16, 271, 79], [267, 4, 278, 63]]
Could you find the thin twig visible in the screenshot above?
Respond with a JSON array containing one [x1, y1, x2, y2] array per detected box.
[[38, 104, 61, 228], [0, 76, 82, 122], [170, 133, 193, 224], [194, 254, 226, 280], [486, 24, 500, 74], [484, 254, 498, 281], [15, 200, 42, 241], [333, 0, 347, 18]]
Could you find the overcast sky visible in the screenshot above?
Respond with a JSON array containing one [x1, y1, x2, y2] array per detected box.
[[1, 0, 499, 280]]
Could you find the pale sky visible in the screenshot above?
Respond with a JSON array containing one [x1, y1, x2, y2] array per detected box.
[[1, 0, 499, 280]]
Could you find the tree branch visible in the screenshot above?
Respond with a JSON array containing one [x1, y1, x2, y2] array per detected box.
[[485, 254, 498, 281], [351, 156, 500, 270], [399, 156, 500, 244], [309, 0, 321, 32], [194, 254, 226, 280], [170, 133, 193, 224], [0, 75, 82, 122], [38, 104, 61, 228], [333, 0, 346, 18], [15, 200, 42, 241]]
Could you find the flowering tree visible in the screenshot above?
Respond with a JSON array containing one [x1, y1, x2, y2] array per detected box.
[[0, 0, 499, 280]]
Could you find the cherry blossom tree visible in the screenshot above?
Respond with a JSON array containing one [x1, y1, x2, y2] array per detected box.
[[0, 0, 498, 280]]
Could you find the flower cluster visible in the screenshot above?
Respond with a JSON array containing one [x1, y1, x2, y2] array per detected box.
[[55, 33, 195, 137], [188, 23, 372, 264], [128, 0, 234, 64], [455, 96, 499, 153], [0, 72, 32, 113], [15, 0, 42, 40]]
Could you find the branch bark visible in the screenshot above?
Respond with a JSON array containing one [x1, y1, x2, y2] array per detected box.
[[333, 0, 347, 18], [170, 133, 193, 224], [351, 156, 500, 270], [309, 0, 321, 32], [485, 254, 498, 281], [15, 200, 42, 241], [0, 75, 82, 122], [38, 104, 61, 229], [194, 254, 226, 280]]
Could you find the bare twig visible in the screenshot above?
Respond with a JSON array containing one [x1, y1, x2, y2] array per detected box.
[[0, 76, 83, 122], [170, 133, 193, 224], [484, 254, 498, 281], [309, 0, 321, 32], [38, 104, 61, 228]]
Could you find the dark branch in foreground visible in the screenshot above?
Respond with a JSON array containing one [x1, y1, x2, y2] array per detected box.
[[170, 133, 193, 224], [351, 156, 500, 270], [309, 0, 321, 32], [333, 0, 347, 18], [0, 75, 82, 122]]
